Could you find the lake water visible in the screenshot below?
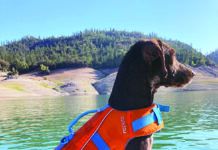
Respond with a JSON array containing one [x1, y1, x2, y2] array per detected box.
[[0, 91, 218, 150]]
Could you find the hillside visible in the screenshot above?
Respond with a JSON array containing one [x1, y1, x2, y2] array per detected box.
[[0, 68, 104, 98], [0, 30, 213, 74], [207, 49, 218, 64], [1, 66, 218, 98]]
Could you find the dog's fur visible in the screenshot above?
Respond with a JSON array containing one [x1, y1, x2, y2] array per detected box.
[[108, 39, 195, 150]]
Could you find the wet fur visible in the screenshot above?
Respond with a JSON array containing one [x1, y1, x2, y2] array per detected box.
[[108, 39, 194, 150]]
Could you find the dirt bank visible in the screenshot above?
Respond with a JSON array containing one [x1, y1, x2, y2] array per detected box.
[[0, 68, 104, 98], [1, 66, 218, 99]]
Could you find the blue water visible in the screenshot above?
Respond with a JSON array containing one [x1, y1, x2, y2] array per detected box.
[[0, 91, 218, 150]]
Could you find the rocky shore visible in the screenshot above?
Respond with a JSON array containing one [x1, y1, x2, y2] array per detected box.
[[0, 66, 218, 98], [94, 66, 218, 94]]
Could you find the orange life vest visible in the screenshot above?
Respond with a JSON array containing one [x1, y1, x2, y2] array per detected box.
[[56, 103, 169, 150]]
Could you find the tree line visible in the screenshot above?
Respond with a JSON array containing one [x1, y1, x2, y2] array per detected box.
[[0, 29, 213, 74], [207, 49, 218, 64]]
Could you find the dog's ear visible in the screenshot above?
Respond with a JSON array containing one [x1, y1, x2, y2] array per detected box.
[[156, 39, 168, 78], [142, 39, 168, 78]]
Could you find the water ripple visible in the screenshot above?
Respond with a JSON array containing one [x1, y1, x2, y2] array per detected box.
[[1, 92, 218, 149]]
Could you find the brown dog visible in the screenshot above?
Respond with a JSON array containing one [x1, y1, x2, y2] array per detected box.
[[108, 39, 195, 150]]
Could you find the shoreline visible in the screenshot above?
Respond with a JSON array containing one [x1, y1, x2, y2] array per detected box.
[[1, 66, 218, 99]]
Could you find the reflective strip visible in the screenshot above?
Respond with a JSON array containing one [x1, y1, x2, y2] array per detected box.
[[92, 132, 110, 150], [132, 107, 163, 132]]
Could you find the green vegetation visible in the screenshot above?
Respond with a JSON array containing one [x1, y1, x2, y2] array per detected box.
[[0, 30, 213, 73], [165, 39, 212, 66], [207, 49, 218, 64], [7, 67, 19, 78], [40, 82, 54, 89], [0, 59, 9, 71], [4, 83, 24, 92], [39, 64, 50, 74]]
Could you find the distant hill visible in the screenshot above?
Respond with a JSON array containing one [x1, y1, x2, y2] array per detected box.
[[0, 30, 213, 73], [207, 49, 218, 64]]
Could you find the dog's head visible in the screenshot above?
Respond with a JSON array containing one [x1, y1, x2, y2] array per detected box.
[[109, 39, 195, 110], [132, 39, 195, 90]]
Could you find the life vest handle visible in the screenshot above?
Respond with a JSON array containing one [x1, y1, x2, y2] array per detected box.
[[68, 104, 109, 134]]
